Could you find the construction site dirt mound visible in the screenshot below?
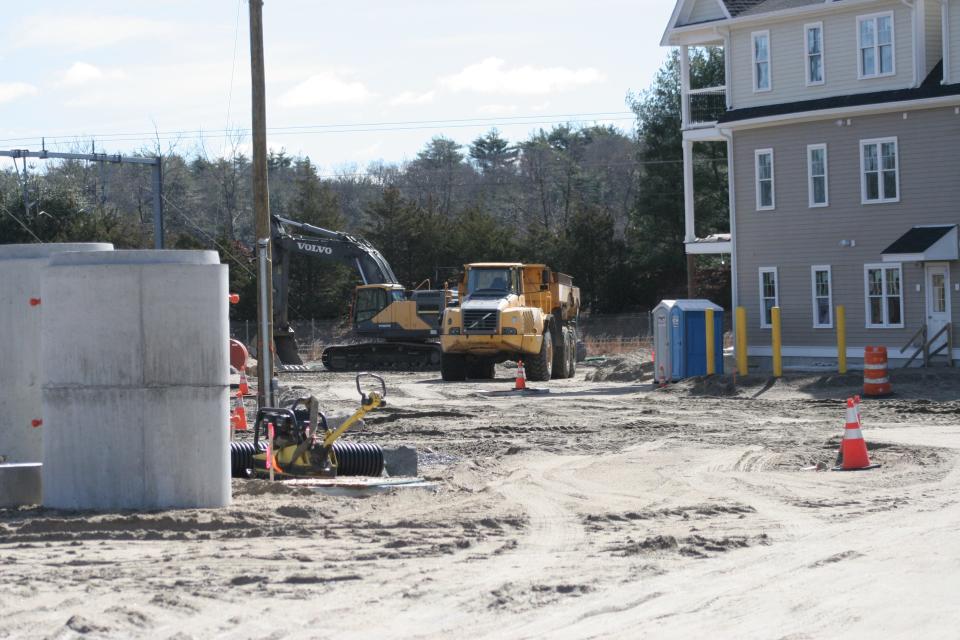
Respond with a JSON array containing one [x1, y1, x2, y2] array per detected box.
[[584, 351, 654, 382]]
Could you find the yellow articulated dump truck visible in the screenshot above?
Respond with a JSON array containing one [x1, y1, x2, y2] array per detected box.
[[439, 263, 580, 382]]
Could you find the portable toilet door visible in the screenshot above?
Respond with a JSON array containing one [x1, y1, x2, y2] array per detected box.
[[668, 300, 724, 380], [652, 301, 675, 383]]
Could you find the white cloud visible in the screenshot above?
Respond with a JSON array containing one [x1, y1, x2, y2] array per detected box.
[[279, 72, 375, 108], [389, 90, 436, 106], [60, 62, 124, 86], [0, 83, 39, 104], [440, 58, 604, 95], [15, 14, 177, 49]]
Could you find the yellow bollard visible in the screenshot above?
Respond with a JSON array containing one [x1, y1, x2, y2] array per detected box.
[[705, 308, 715, 375], [836, 305, 847, 374], [771, 306, 783, 377], [736, 306, 748, 376]]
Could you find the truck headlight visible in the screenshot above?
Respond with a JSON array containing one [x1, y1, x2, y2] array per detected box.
[[449, 327, 461, 335], [502, 327, 517, 335]]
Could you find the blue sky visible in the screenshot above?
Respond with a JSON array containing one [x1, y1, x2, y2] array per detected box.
[[0, 0, 674, 172]]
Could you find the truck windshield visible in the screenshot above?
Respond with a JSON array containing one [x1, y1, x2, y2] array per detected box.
[[467, 268, 513, 297]]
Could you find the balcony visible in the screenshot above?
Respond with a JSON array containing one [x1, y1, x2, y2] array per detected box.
[[685, 86, 727, 129]]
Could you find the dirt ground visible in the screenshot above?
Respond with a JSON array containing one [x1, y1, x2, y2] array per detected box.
[[2, 356, 960, 639]]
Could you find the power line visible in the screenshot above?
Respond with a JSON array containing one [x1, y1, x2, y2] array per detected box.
[[0, 202, 43, 242], [220, 0, 245, 159], [0, 111, 637, 146], [160, 194, 255, 278]]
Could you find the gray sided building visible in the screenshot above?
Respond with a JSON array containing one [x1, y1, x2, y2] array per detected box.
[[663, 0, 960, 367]]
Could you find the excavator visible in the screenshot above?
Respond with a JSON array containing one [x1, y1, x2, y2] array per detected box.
[[271, 215, 452, 371]]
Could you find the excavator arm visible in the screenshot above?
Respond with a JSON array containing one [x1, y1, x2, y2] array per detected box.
[[270, 215, 400, 365]]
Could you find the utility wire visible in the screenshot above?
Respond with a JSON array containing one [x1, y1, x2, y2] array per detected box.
[[0, 112, 636, 146], [160, 194, 255, 277], [220, 0, 244, 159], [0, 202, 43, 242]]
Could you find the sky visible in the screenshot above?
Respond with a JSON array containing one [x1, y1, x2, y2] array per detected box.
[[0, 0, 675, 173]]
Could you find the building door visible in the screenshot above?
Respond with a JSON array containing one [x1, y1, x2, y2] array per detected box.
[[925, 263, 952, 353]]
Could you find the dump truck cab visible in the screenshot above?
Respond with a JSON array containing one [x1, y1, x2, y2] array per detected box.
[[440, 263, 580, 382]]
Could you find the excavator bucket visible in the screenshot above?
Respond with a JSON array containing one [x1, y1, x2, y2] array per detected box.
[[274, 329, 303, 365]]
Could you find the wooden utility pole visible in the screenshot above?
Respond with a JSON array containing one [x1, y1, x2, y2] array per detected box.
[[249, 0, 274, 407]]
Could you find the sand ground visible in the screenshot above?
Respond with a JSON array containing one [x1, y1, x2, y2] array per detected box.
[[2, 358, 959, 639]]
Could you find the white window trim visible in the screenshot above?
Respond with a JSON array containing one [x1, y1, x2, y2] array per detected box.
[[857, 11, 896, 80], [863, 263, 905, 329], [811, 265, 833, 329], [804, 22, 825, 86], [807, 143, 829, 208], [755, 148, 775, 211], [752, 30, 772, 93], [859, 136, 900, 204], [759, 267, 779, 329]]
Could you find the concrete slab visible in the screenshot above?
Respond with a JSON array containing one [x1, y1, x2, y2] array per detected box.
[[383, 446, 418, 477], [0, 463, 42, 508], [258, 476, 437, 497], [474, 388, 551, 398]]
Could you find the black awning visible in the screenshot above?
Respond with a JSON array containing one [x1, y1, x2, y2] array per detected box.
[[881, 225, 958, 262]]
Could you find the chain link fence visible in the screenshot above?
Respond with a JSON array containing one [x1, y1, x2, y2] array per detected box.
[[231, 312, 658, 360]]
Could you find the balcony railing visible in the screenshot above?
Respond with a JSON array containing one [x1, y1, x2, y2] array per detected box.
[[685, 86, 727, 128]]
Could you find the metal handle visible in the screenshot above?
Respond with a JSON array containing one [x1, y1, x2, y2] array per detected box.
[[356, 372, 386, 402]]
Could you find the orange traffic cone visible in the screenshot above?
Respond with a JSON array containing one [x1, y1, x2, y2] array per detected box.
[[238, 372, 250, 397], [514, 360, 527, 390], [835, 397, 879, 471], [230, 393, 248, 431]]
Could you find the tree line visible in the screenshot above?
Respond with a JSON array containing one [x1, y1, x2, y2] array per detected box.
[[0, 49, 729, 322]]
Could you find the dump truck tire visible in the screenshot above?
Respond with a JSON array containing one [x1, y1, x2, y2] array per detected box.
[[467, 360, 495, 380], [526, 328, 552, 381], [441, 353, 467, 381], [552, 326, 568, 379]]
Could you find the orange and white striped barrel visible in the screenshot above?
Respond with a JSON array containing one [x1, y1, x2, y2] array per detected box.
[[863, 346, 892, 397]]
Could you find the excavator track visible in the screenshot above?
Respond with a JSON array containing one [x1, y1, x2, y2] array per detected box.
[[321, 342, 442, 371]]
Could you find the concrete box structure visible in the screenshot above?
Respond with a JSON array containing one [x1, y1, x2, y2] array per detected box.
[[654, 299, 724, 381], [41, 250, 230, 510], [0, 243, 113, 466]]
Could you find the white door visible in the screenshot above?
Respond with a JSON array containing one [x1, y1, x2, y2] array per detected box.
[[925, 263, 952, 353]]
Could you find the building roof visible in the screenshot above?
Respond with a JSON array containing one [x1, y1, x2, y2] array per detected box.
[[720, 62, 960, 123], [881, 226, 959, 262], [728, 0, 823, 17]]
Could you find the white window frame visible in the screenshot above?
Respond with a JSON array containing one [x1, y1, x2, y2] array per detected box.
[[759, 267, 779, 329], [752, 30, 772, 92], [859, 137, 899, 204], [755, 148, 775, 211], [863, 263, 904, 329], [804, 22, 825, 86], [811, 265, 833, 328], [857, 12, 896, 80], [807, 143, 829, 208]]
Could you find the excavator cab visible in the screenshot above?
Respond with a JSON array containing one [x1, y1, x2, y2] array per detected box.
[[353, 285, 405, 324]]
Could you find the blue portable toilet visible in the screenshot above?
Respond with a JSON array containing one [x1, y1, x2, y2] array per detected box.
[[663, 299, 724, 380]]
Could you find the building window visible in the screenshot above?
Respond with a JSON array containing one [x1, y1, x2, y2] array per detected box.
[[805, 23, 824, 85], [811, 265, 833, 328], [860, 137, 899, 203], [858, 13, 895, 78], [864, 264, 903, 328], [753, 31, 771, 92], [807, 144, 828, 207], [759, 267, 779, 328], [755, 148, 775, 210]]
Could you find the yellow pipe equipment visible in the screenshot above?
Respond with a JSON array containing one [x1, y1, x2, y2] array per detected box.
[[771, 306, 782, 377], [705, 308, 716, 375], [736, 306, 748, 375], [836, 305, 847, 374]]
